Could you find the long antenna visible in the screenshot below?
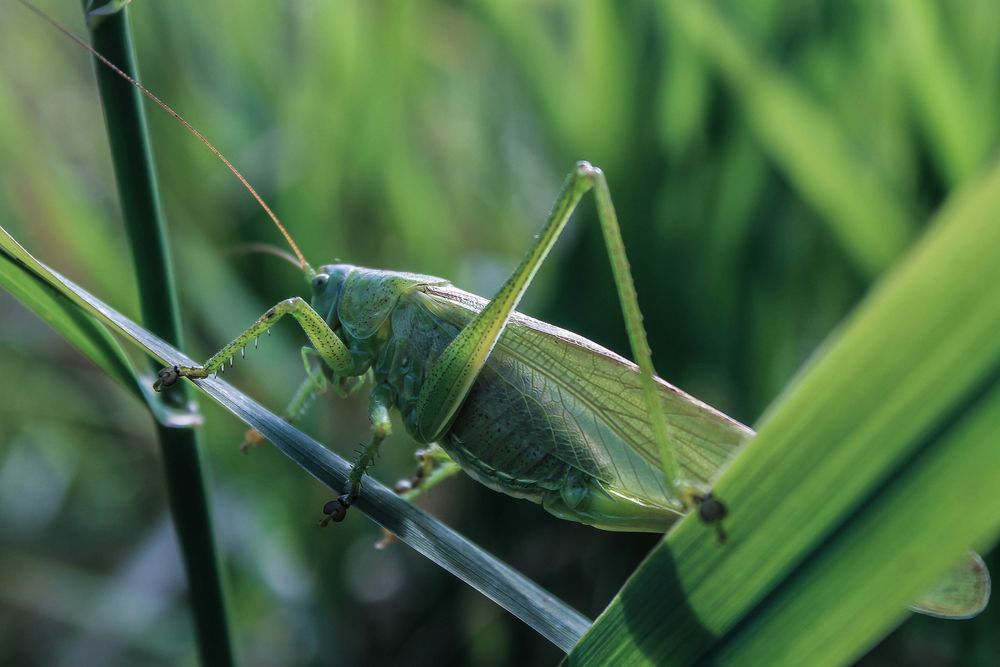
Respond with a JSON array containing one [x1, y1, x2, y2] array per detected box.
[[18, 0, 314, 276]]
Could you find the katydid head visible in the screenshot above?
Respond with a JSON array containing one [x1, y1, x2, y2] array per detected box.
[[310, 264, 355, 323]]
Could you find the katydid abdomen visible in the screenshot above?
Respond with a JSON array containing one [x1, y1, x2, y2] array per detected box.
[[388, 297, 597, 503]]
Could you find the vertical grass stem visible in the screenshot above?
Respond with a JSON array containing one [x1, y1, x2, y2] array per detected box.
[[83, 6, 235, 665]]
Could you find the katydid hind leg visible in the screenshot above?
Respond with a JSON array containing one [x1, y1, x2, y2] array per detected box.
[[588, 170, 680, 491], [413, 163, 595, 443], [412, 162, 712, 522], [588, 168, 726, 528]]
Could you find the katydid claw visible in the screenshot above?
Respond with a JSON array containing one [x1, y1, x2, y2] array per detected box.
[[693, 492, 729, 544], [153, 365, 181, 392], [318, 495, 352, 526]]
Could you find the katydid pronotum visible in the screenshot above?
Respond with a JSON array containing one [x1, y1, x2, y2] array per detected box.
[[21, 0, 989, 620]]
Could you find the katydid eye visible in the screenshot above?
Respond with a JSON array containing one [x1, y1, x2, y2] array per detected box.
[[312, 273, 330, 290]]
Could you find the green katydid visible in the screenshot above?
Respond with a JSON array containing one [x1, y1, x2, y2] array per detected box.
[[152, 160, 745, 534], [151, 168, 989, 618], [25, 0, 989, 619]]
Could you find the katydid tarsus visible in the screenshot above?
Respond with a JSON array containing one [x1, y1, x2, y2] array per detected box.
[[23, 0, 989, 619]]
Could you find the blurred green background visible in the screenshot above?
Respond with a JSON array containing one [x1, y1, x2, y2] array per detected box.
[[1, 0, 997, 664]]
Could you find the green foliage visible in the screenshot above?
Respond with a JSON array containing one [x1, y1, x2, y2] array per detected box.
[[2, 1, 999, 665]]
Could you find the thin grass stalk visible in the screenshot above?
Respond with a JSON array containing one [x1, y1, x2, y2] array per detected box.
[[83, 6, 235, 665]]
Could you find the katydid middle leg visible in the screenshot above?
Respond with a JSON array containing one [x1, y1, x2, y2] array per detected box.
[[414, 161, 702, 513], [392, 444, 462, 496], [240, 346, 364, 451], [320, 386, 394, 525], [241, 347, 330, 452], [376, 444, 463, 548]]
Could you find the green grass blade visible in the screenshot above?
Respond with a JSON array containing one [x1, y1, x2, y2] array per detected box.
[[566, 152, 1000, 664], [889, 0, 995, 186], [0, 228, 201, 428], [0, 227, 592, 653], [0, 236, 139, 397], [668, 0, 914, 276], [712, 382, 1000, 665], [80, 5, 235, 663]]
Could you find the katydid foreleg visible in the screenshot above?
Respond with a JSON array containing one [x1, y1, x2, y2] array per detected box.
[[154, 293, 396, 518], [153, 296, 353, 391]]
